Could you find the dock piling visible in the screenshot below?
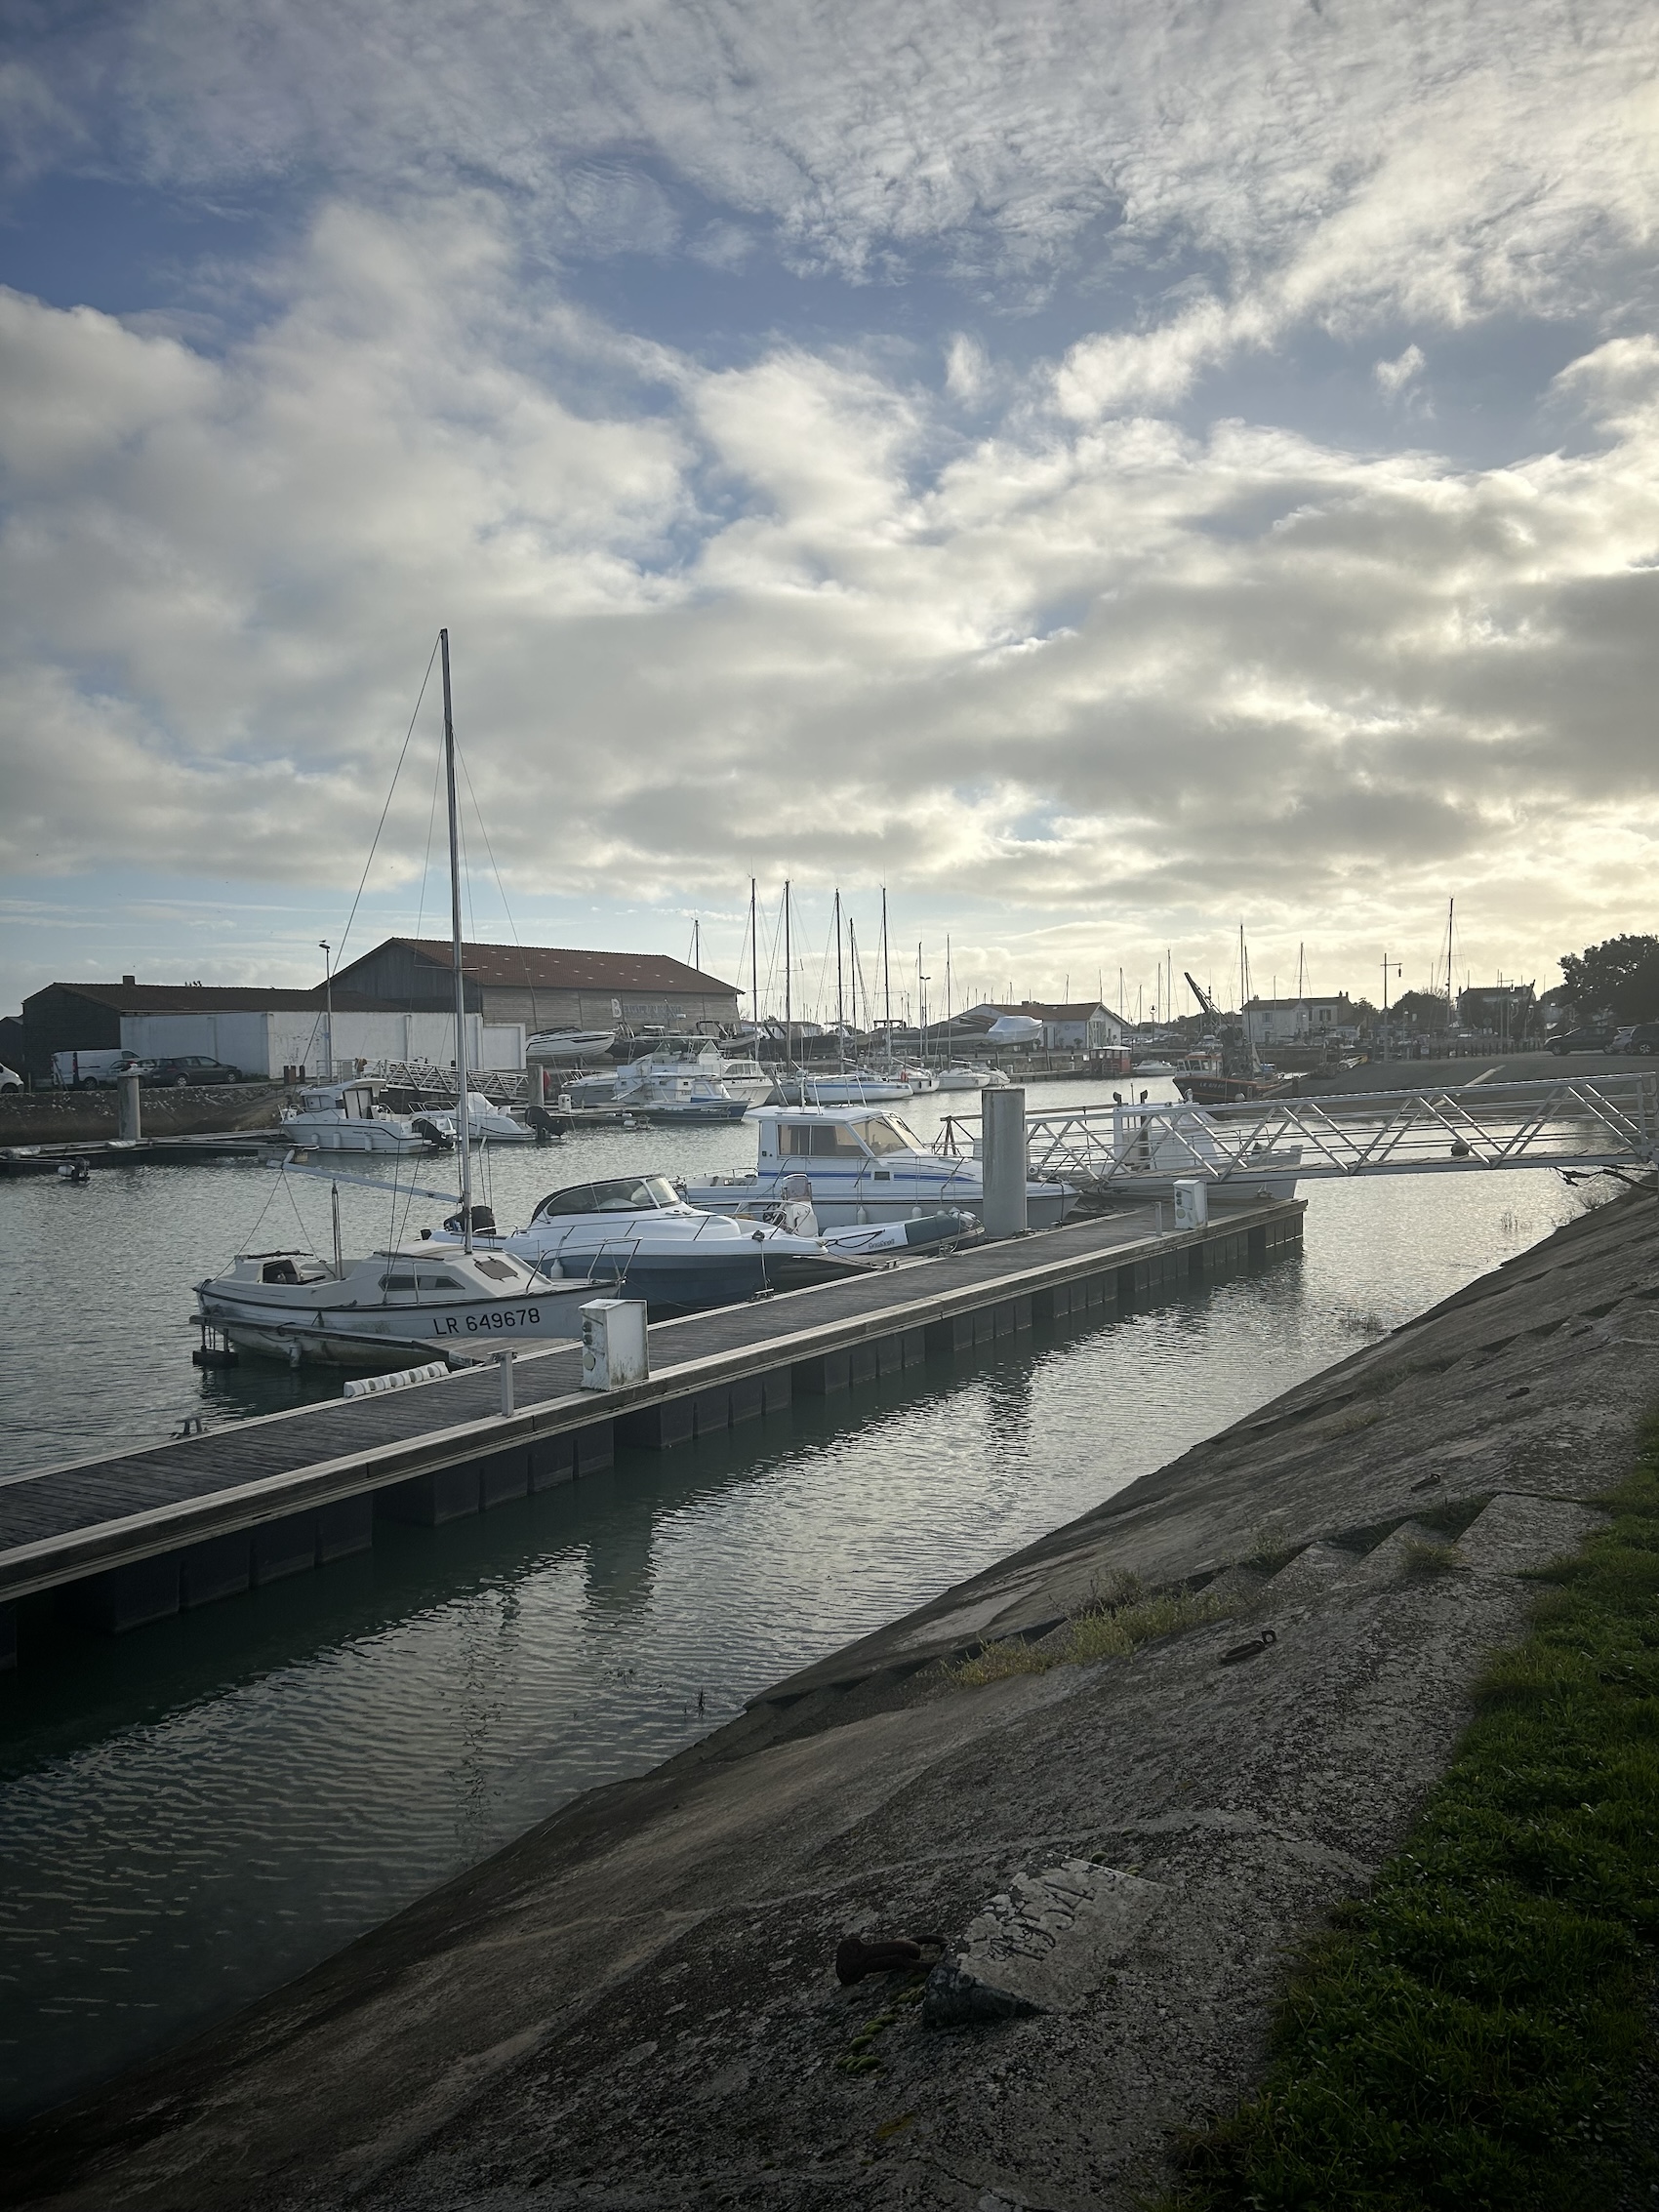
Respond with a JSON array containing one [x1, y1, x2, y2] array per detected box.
[[982, 1085, 1028, 1238], [117, 1069, 142, 1141]]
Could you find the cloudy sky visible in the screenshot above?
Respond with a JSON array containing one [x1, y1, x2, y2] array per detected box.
[[2, 0, 1656, 1023]]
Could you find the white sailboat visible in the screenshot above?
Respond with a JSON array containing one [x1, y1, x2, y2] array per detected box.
[[197, 630, 606, 1366]]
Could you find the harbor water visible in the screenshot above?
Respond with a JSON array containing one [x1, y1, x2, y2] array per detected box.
[[0, 1080, 1585, 2120]]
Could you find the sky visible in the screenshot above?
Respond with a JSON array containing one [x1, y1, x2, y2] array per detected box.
[[2, 0, 1657, 1025]]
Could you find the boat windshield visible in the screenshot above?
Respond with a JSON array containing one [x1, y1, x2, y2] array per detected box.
[[534, 1176, 679, 1219], [862, 1116, 920, 1154]]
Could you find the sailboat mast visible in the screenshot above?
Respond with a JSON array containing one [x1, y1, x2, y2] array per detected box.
[[439, 628, 472, 1254], [783, 879, 791, 1068], [833, 889, 844, 1066], [881, 887, 891, 1063], [749, 877, 759, 1032]]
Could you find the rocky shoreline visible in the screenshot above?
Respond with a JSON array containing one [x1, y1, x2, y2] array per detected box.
[[7, 1184, 1659, 2211]]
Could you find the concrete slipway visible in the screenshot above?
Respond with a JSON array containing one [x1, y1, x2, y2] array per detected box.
[[6, 1186, 1659, 2211]]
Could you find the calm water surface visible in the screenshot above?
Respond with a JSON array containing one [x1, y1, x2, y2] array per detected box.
[[0, 1083, 1581, 2118]]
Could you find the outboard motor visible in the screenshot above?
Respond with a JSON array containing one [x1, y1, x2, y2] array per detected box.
[[526, 1104, 574, 1141], [411, 1115, 454, 1149], [441, 1202, 497, 1234]]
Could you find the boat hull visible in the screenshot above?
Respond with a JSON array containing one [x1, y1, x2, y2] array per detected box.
[[198, 1283, 594, 1365]]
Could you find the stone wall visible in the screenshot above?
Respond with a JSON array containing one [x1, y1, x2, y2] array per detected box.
[[0, 1084, 287, 1146]]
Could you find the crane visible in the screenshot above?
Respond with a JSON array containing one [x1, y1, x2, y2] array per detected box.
[[1185, 972, 1223, 1025]]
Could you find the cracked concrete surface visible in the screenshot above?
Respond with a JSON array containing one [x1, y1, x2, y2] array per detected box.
[[5, 1188, 1659, 2212]]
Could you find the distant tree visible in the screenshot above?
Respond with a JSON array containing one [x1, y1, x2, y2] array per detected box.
[[1558, 936, 1659, 1021]]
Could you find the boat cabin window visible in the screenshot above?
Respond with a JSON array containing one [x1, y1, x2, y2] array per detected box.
[[861, 1116, 919, 1155], [262, 1259, 302, 1284], [379, 1272, 418, 1292], [417, 1272, 463, 1290], [780, 1122, 866, 1157], [533, 1177, 677, 1219]]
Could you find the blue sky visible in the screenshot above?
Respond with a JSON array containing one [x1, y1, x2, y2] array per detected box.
[[2, 0, 1656, 1020]]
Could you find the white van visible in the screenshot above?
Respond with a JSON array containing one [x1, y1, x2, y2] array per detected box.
[[52, 1049, 151, 1090]]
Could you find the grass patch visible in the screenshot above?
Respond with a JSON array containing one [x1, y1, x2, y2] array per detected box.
[[947, 1574, 1236, 1688], [1168, 1419, 1659, 2212]]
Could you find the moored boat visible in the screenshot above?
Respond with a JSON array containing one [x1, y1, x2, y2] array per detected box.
[[683, 1106, 1077, 1227]]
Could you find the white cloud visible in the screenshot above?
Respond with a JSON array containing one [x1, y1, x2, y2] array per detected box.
[[3, 0, 1659, 1005], [1374, 344, 1425, 399], [3, 190, 1657, 1008]]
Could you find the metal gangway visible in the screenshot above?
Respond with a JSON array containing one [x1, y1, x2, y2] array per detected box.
[[934, 1072, 1659, 1197]]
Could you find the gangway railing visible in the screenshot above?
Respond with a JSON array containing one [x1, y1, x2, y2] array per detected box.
[[934, 1073, 1659, 1193]]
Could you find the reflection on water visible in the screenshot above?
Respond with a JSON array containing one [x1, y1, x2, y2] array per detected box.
[[0, 1085, 1588, 2120]]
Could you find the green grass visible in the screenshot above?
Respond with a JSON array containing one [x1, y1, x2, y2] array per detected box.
[[1169, 1422, 1659, 2212], [946, 1575, 1236, 1687]]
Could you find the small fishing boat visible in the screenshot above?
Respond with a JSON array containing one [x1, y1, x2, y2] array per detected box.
[[683, 1106, 1078, 1228], [194, 1242, 596, 1365]]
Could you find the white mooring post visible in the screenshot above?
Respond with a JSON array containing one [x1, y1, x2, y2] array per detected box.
[[117, 1068, 142, 1141], [498, 1347, 515, 1417], [982, 1084, 1029, 1239]]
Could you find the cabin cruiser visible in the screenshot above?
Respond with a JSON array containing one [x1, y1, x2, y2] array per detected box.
[[194, 1242, 598, 1366], [611, 1062, 748, 1122], [682, 1106, 1078, 1228], [278, 1081, 449, 1156], [421, 1174, 967, 1309]]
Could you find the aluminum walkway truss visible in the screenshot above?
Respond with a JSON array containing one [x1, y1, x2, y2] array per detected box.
[[935, 1071, 1659, 1198]]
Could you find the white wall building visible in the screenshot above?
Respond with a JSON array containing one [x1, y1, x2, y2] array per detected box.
[[1241, 994, 1354, 1047], [119, 1008, 525, 1078]]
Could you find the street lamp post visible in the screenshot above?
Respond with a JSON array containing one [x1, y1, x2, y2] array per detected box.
[[319, 940, 334, 1082]]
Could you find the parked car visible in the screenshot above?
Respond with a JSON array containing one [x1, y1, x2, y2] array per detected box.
[[1612, 1022, 1659, 1056], [142, 1055, 243, 1087], [0, 1063, 21, 1093], [1546, 1026, 1616, 1056]]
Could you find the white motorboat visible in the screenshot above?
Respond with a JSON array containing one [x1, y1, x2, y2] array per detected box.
[[422, 1091, 535, 1145], [610, 1062, 749, 1121], [769, 1069, 914, 1106], [934, 1065, 1008, 1092], [195, 1242, 597, 1366], [422, 1173, 966, 1310], [279, 1081, 448, 1155], [623, 1044, 772, 1104], [682, 1106, 1078, 1228], [526, 1028, 617, 1064], [1133, 1059, 1177, 1076]]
